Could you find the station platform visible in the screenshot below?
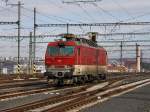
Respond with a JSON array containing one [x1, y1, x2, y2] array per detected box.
[[81, 84, 150, 112]]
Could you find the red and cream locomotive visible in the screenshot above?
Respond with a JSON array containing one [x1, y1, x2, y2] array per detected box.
[[44, 33, 107, 85]]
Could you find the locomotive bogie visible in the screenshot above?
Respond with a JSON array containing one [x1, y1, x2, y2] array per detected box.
[[45, 64, 107, 85]]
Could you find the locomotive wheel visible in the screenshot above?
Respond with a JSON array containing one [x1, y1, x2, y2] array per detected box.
[[78, 76, 86, 84], [81, 76, 86, 83], [73, 77, 78, 84], [77, 77, 82, 84], [87, 75, 94, 82], [73, 76, 82, 84], [58, 79, 64, 86], [54, 79, 64, 86], [99, 74, 106, 80], [84, 75, 88, 82], [46, 77, 49, 82]]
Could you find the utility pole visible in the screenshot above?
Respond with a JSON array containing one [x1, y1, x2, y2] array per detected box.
[[67, 23, 69, 34], [136, 43, 141, 72], [33, 8, 36, 62], [0, 2, 20, 76], [29, 32, 33, 74], [120, 41, 123, 66], [0, 61, 2, 74], [141, 50, 143, 72], [33, 8, 37, 76], [17, 1, 21, 77]]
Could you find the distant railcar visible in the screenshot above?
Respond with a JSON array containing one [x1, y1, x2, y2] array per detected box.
[[44, 34, 107, 85]]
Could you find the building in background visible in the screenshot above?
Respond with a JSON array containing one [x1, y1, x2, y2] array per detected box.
[[0, 57, 45, 74]]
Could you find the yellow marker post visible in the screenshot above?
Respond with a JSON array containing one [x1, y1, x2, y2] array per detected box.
[[32, 63, 36, 78], [17, 64, 21, 79]]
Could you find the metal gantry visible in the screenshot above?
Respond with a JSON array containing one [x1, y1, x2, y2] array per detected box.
[[0, 32, 150, 39], [0, 21, 18, 25], [36, 22, 150, 28]]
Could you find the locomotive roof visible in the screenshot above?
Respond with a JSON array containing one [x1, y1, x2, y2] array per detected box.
[[66, 37, 103, 48], [48, 37, 103, 49]]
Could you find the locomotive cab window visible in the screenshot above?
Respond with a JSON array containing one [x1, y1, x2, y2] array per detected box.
[[47, 46, 74, 56]]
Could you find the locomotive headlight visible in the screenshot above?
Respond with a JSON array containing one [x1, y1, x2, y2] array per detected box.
[[65, 65, 68, 68]]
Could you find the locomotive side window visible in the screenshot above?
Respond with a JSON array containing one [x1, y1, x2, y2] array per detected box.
[[61, 46, 74, 56], [47, 46, 74, 56]]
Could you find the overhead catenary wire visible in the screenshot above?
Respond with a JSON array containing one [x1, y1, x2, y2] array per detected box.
[[62, 0, 102, 4], [93, 1, 150, 33], [111, 0, 135, 20], [22, 7, 68, 23], [22, 6, 88, 23], [1, 31, 150, 39], [92, 3, 121, 21], [0, 4, 79, 25], [1, 0, 74, 23], [36, 22, 150, 28], [110, 0, 137, 34], [76, 4, 96, 22], [49, 0, 85, 23], [62, 0, 97, 22]]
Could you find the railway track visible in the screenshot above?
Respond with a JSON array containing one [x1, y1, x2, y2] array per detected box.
[[45, 79, 150, 112], [1, 73, 150, 112], [2, 84, 91, 112], [0, 74, 44, 84], [0, 81, 93, 102], [0, 79, 47, 89], [0, 87, 53, 101], [0, 84, 86, 101], [0, 77, 124, 112], [0, 74, 123, 100], [0, 79, 50, 100]]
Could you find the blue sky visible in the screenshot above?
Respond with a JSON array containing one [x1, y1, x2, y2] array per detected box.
[[0, 0, 150, 59]]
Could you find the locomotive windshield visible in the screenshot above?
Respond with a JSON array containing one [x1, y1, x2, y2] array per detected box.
[[47, 46, 74, 56]]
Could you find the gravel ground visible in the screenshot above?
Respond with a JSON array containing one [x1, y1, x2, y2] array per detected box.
[[80, 81, 150, 112]]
